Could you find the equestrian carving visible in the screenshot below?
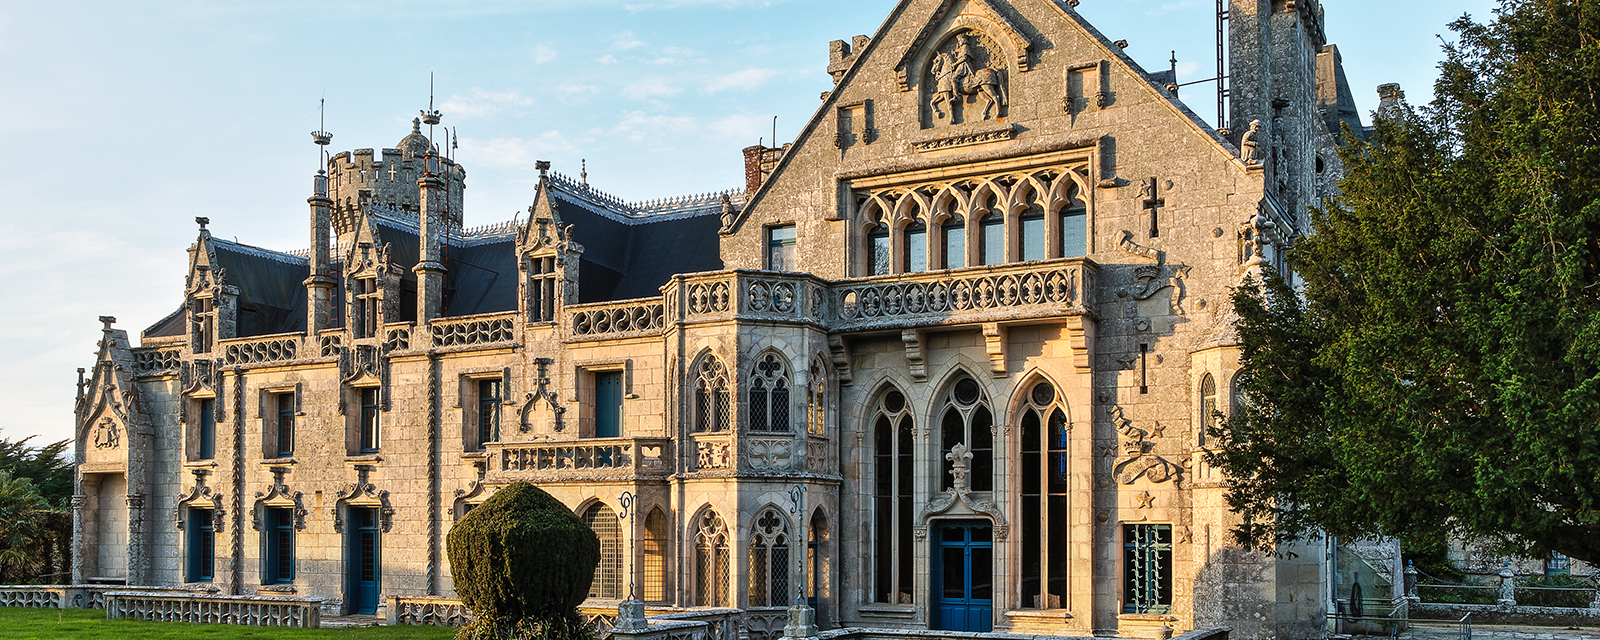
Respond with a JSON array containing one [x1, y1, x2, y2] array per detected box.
[[928, 31, 1008, 125]]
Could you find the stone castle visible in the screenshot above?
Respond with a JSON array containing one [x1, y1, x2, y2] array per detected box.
[[71, 0, 1376, 636]]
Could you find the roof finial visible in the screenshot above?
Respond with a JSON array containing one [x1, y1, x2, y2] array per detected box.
[[536, 160, 551, 179], [581, 159, 588, 186], [196, 217, 210, 231]]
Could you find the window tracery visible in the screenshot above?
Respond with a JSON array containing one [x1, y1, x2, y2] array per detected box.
[[694, 509, 731, 606], [871, 388, 914, 604], [748, 508, 791, 607], [1018, 378, 1070, 609], [693, 355, 730, 433], [806, 357, 827, 436], [748, 353, 790, 432], [584, 503, 622, 599], [939, 375, 993, 492]]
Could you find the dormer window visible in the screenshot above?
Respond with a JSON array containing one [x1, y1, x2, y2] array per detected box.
[[192, 296, 215, 353], [528, 256, 557, 323], [354, 277, 379, 339]]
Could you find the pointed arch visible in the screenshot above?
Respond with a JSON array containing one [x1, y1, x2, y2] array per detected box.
[[868, 383, 915, 605], [641, 507, 669, 602], [1199, 373, 1218, 447], [691, 351, 730, 433], [691, 507, 731, 607], [583, 502, 623, 599], [934, 367, 995, 492], [807, 355, 829, 436], [1013, 371, 1072, 609], [748, 349, 793, 432], [748, 507, 793, 606], [808, 506, 831, 616]]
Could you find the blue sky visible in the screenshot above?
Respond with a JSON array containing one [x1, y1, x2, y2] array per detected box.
[[0, 0, 1492, 445]]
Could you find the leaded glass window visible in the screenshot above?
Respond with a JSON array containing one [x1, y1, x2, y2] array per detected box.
[[938, 376, 993, 492], [1020, 379, 1070, 609], [807, 358, 827, 436], [749, 353, 790, 432], [1199, 374, 1217, 447], [643, 508, 668, 601], [694, 510, 730, 606], [748, 509, 791, 607], [693, 356, 730, 433], [584, 504, 622, 599]]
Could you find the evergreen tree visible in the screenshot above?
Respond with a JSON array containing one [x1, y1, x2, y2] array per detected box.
[[1212, 0, 1600, 563]]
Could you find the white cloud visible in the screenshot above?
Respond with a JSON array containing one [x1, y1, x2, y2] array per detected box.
[[533, 43, 557, 63], [597, 54, 619, 65], [623, 77, 681, 100], [456, 132, 579, 169], [613, 31, 646, 50], [705, 68, 780, 93], [441, 88, 536, 119], [609, 111, 770, 144]]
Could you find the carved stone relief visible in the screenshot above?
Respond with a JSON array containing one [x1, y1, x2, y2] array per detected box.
[[926, 30, 1009, 127]]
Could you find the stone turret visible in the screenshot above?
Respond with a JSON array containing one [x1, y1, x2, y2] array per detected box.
[[325, 119, 466, 239], [1229, 0, 1326, 234]]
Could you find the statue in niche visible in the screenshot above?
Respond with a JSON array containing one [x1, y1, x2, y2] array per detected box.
[[928, 31, 1008, 126]]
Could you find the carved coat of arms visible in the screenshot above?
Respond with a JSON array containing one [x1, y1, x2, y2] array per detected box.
[[91, 419, 120, 450]]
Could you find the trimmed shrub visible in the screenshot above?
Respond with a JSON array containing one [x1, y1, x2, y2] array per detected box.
[[448, 482, 600, 638]]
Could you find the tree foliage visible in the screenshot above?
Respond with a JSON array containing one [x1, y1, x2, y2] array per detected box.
[[446, 482, 599, 640], [1212, 0, 1600, 563], [0, 432, 73, 509]]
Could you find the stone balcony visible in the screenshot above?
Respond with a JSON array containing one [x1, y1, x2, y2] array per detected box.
[[484, 436, 674, 483]]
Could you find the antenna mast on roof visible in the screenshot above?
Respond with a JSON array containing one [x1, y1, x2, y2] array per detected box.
[[422, 72, 443, 146], [311, 97, 333, 169]]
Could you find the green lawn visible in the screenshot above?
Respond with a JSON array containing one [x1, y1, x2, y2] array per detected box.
[[0, 608, 457, 639]]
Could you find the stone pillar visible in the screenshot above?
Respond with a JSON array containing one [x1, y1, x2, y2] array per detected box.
[[306, 171, 336, 333], [783, 604, 819, 640], [70, 494, 88, 584], [1497, 562, 1517, 607], [1403, 561, 1419, 604], [415, 156, 447, 324], [616, 596, 647, 632], [125, 493, 146, 585]]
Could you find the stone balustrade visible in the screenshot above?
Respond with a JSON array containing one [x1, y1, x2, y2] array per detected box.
[[431, 312, 518, 348], [567, 299, 668, 342], [219, 332, 302, 366], [0, 584, 218, 610], [104, 591, 321, 627], [388, 595, 474, 627], [131, 347, 183, 377], [831, 259, 1095, 332], [488, 437, 673, 480]]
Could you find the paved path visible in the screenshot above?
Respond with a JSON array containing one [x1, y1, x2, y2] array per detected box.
[[322, 614, 383, 628], [1400, 622, 1600, 640]]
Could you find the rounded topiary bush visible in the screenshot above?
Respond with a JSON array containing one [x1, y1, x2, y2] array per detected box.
[[448, 482, 600, 639]]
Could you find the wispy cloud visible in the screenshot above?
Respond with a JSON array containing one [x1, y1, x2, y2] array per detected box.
[[441, 88, 536, 119], [597, 54, 619, 65], [609, 111, 770, 144], [533, 43, 557, 63], [457, 132, 579, 169], [623, 77, 681, 100], [705, 68, 780, 93], [613, 30, 646, 50]]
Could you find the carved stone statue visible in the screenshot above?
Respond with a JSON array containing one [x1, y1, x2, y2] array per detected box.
[[929, 32, 1008, 125], [1240, 119, 1264, 165]]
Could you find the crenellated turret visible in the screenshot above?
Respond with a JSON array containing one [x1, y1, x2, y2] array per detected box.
[[325, 119, 466, 239]]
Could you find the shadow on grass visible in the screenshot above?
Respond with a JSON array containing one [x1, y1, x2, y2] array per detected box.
[[0, 608, 457, 639]]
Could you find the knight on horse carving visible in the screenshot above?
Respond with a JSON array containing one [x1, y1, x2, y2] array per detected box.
[[930, 33, 1008, 124]]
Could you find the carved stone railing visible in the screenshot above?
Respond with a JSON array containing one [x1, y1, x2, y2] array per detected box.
[[665, 271, 829, 326], [831, 259, 1095, 332], [384, 323, 413, 351], [219, 333, 301, 366], [741, 607, 789, 640], [567, 299, 667, 342], [104, 591, 321, 627], [651, 609, 743, 640], [132, 347, 183, 377], [316, 333, 342, 357], [431, 312, 518, 348], [0, 584, 218, 610], [388, 595, 473, 627], [488, 437, 673, 479]]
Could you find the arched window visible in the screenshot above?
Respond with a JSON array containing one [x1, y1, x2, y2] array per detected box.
[[1019, 197, 1047, 262], [809, 509, 829, 613], [1019, 378, 1070, 609], [1199, 373, 1218, 447], [694, 510, 731, 606], [642, 508, 668, 602], [872, 388, 914, 604], [693, 355, 730, 433], [748, 509, 791, 606], [807, 358, 827, 436], [942, 215, 966, 269], [868, 223, 891, 276], [584, 504, 622, 599], [938, 376, 993, 492], [1060, 203, 1088, 258], [749, 353, 790, 432], [904, 220, 928, 272], [980, 214, 1005, 265]]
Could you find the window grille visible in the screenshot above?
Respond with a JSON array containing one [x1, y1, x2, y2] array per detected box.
[[694, 510, 730, 606], [1122, 524, 1173, 614], [749, 509, 791, 606], [642, 509, 668, 601], [585, 505, 622, 599]]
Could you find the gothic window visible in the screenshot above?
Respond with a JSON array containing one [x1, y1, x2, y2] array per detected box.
[[584, 504, 622, 599], [1122, 524, 1173, 614], [939, 376, 993, 492], [191, 296, 215, 353], [748, 509, 791, 607], [1199, 374, 1218, 447], [1019, 379, 1070, 609], [354, 277, 380, 339], [903, 220, 928, 272], [693, 356, 730, 433], [767, 225, 797, 271], [528, 256, 558, 323], [359, 387, 381, 453], [1060, 205, 1088, 258], [748, 353, 790, 432], [868, 223, 891, 276], [262, 507, 295, 585], [942, 215, 966, 269], [808, 510, 828, 611], [1020, 208, 1047, 262], [980, 214, 1005, 265], [642, 508, 668, 602], [694, 510, 731, 607], [872, 388, 914, 604], [1547, 552, 1571, 576], [186, 507, 214, 583], [479, 379, 503, 446], [806, 358, 827, 436]]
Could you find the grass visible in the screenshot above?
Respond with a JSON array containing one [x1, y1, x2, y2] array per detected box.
[[0, 607, 458, 639]]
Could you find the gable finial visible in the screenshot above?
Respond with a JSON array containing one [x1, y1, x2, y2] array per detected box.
[[98, 316, 117, 331], [581, 159, 588, 186], [536, 160, 551, 179], [195, 217, 210, 233]]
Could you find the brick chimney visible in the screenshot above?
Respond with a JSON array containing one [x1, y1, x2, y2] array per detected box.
[[743, 145, 767, 193]]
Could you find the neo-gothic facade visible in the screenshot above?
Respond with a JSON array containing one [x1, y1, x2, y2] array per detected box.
[[71, 1, 1370, 638]]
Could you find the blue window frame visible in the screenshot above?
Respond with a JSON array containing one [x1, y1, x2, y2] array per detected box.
[[187, 507, 214, 583], [197, 398, 215, 460], [264, 507, 294, 584], [595, 372, 623, 438]]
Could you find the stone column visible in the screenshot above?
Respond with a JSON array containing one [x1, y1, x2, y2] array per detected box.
[[415, 155, 447, 325], [70, 494, 88, 584], [125, 494, 146, 585], [1403, 561, 1419, 604], [1497, 562, 1517, 607]]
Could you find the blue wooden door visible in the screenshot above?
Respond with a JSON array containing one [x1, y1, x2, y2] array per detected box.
[[348, 507, 380, 614], [932, 522, 993, 632]]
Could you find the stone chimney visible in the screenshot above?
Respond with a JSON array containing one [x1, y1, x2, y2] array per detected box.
[[1374, 83, 1407, 122], [743, 144, 790, 194], [305, 170, 335, 333], [415, 154, 448, 324]]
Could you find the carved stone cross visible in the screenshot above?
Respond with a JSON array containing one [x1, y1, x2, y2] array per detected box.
[[1141, 177, 1165, 238]]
